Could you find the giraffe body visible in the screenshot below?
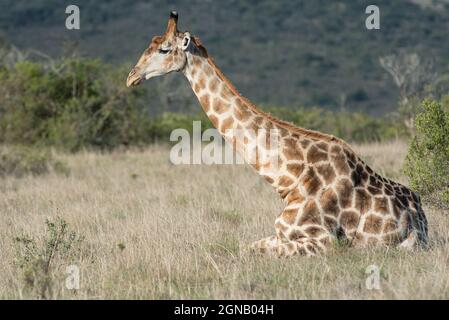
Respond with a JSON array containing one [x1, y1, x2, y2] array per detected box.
[[127, 12, 428, 257]]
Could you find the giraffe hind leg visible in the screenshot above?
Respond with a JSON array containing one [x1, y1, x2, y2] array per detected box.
[[250, 235, 326, 257]]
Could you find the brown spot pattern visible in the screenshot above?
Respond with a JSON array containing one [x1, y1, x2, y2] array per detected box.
[[198, 75, 206, 89], [279, 176, 294, 188], [339, 210, 359, 230], [354, 188, 372, 215], [220, 116, 234, 132], [300, 167, 322, 196], [299, 139, 311, 149], [208, 114, 219, 127], [364, 215, 383, 234], [335, 178, 353, 208], [263, 175, 274, 184], [213, 98, 227, 114], [285, 188, 305, 204], [199, 94, 210, 112], [209, 78, 219, 92], [234, 104, 252, 121], [316, 163, 336, 184], [299, 200, 321, 225], [331, 153, 350, 175], [307, 145, 328, 163], [305, 226, 324, 237], [374, 197, 390, 215], [383, 218, 398, 233], [367, 186, 382, 195], [282, 208, 298, 224], [284, 144, 304, 161], [324, 216, 338, 230], [289, 229, 306, 240], [320, 188, 339, 216], [316, 142, 329, 152], [287, 163, 305, 177]]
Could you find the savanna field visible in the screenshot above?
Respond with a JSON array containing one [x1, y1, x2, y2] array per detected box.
[[3, 0, 449, 305], [1, 141, 448, 299]]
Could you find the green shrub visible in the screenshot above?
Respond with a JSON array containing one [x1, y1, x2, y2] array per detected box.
[[0, 57, 408, 150], [0, 59, 153, 151], [13, 217, 85, 299], [264, 106, 407, 143], [0, 145, 68, 177], [403, 99, 449, 208], [147, 112, 211, 141]]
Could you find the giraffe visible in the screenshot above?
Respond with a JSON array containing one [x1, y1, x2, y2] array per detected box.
[[126, 11, 428, 257]]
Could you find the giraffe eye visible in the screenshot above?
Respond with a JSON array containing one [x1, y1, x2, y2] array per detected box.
[[159, 48, 170, 54]]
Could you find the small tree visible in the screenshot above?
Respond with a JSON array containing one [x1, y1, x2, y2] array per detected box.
[[403, 99, 449, 208], [14, 217, 84, 299], [380, 52, 437, 131]]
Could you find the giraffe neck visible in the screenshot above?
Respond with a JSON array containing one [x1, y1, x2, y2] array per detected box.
[[180, 43, 360, 201], [182, 48, 254, 135], [182, 44, 291, 166], [181, 42, 337, 144]]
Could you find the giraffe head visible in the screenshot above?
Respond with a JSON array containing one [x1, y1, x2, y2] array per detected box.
[[126, 11, 192, 87]]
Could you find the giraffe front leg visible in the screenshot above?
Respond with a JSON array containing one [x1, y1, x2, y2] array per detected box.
[[250, 236, 328, 257], [250, 236, 279, 255], [250, 200, 334, 257]]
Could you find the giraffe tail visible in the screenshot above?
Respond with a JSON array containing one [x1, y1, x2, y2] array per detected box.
[[415, 205, 429, 247], [400, 193, 428, 250]]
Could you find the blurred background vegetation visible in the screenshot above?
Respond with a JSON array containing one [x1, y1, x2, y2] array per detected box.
[[0, 57, 411, 151], [2, 0, 449, 114], [0, 1, 448, 170]]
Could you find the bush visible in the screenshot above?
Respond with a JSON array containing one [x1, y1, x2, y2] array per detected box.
[[0, 57, 408, 150], [0, 59, 153, 151], [13, 217, 84, 299], [14, 217, 85, 299], [403, 99, 449, 208], [264, 106, 407, 143], [0, 145, 68, 177], [146, 111, 213, 141]]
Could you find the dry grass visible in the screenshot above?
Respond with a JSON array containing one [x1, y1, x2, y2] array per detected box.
[[0, 140, 448, 299]]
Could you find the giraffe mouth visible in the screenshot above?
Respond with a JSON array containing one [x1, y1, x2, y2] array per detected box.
[[126, 75, 142, 87], [127, 77, 142, 87], [126, 68, 143, 87]]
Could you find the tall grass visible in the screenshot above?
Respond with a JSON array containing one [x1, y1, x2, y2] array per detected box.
[[0, 141, 448, 299]]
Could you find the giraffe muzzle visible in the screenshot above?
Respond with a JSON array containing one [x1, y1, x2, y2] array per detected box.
[[126, 68, 142, 87]]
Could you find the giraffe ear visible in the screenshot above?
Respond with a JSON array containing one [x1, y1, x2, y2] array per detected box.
[[181, 33, 191, 51]]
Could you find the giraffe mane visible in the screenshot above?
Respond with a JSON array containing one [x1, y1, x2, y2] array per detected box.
[[191, 36, 355, 152]]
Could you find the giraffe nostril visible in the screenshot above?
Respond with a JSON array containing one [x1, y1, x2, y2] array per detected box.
[[127, 68, 142, 87]]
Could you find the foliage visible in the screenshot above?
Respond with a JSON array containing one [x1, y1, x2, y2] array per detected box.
[[0, 57, 408, 151], [108, 105, 407, 144], [0, 145, 68, 177], [403, 98, 449, 208], [3, 1, 449, 114], [265, 106, 406, 142], [13, 217, 85, 299], [146, 111, 213, 141], [0, 59, 153, 151]]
